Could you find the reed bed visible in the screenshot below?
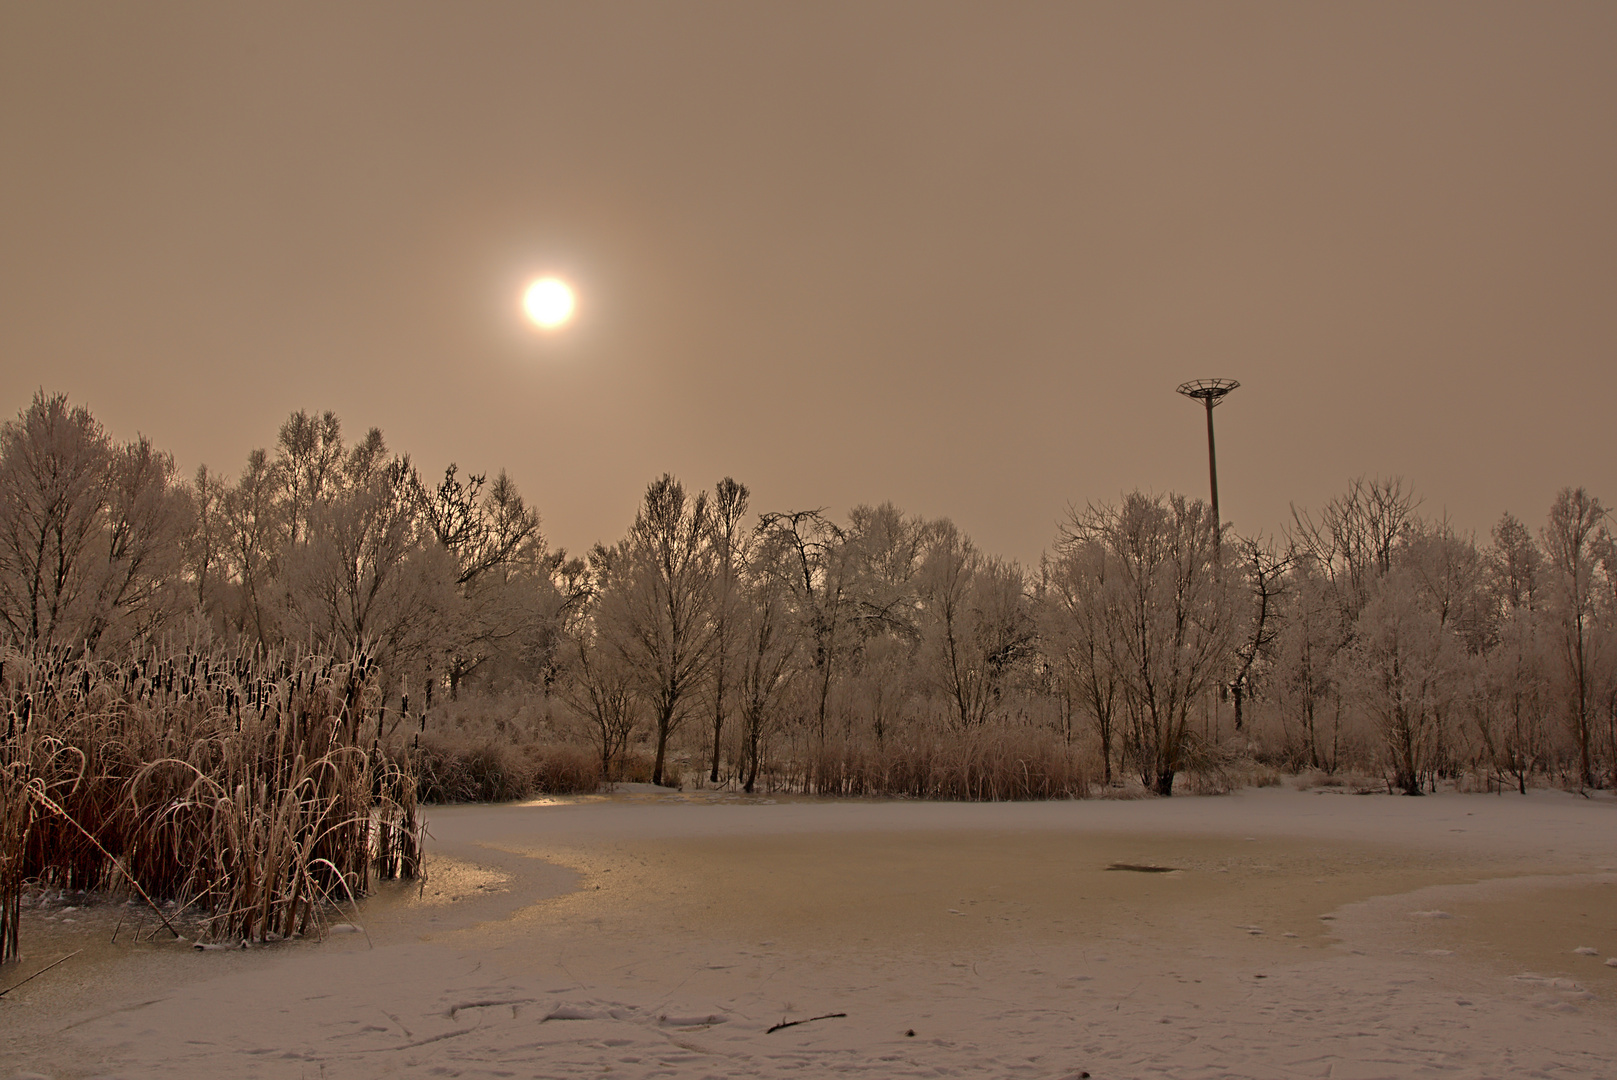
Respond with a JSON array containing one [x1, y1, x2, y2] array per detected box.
[[757, 725, 1093, 800], [0, 642, 421, 965]]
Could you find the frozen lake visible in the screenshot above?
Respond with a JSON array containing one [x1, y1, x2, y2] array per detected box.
[[5, 786, 1616, 1078]]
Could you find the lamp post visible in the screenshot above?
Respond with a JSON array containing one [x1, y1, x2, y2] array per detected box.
[[1175, 378, 1240, 551], [1178, 377, 1240, 737]]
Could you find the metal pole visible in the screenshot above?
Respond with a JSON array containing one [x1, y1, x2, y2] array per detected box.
[[1175, 378, 1238, 558]]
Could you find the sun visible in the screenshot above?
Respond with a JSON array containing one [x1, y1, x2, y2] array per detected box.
[[522, 277, 576, 330]]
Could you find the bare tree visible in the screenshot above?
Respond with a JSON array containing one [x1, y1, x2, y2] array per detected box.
[[1598, 532, 1617, 788], [1228, 536, 1290, 733], [918, 521, 984, 729]]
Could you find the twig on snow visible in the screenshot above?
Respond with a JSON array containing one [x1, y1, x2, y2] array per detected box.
[[767, 1012, 846, 1033]]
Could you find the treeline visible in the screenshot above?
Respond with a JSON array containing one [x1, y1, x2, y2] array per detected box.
[[0, 393, 567, 692], [2, 392, 1614, 799]]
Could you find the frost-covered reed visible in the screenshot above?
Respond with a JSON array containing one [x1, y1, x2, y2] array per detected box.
[[0, 642, 420, 965]]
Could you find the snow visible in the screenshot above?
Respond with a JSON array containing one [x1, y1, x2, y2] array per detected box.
[[3, 787, 1614, 1078]]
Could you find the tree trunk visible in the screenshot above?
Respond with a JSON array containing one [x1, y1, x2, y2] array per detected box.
[[743, 716, 761, 794], [709, 675, 724, 785], [652, 708, 672, 787]]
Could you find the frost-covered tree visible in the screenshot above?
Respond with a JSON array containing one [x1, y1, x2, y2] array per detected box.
[[704, 477, 750, 783], [1277, 477, 1425, 775], [423, 465, 547, 697], [283, 442, 450, 675], [1061, 492, 1233, 795], [1541, 487, 1608, 789], [1399, 521, 1489, 776], [1270, 558, 1346, 770], [916, 521, 1034, 730], [1472, 514, 1550, 790], [1478, 607, 1552, 792], [1042, 539, 1123, 784], [847, 502, 926, 640], [1290, 475, 1420, 624], [734, 528, 803, 793], [559, 545, 643, 782], [756, 508, 855, 744], [221, 448, 284, 649], [84, 435, 188, 650], [607, 475, 716, 786], [0, 394, 186, 653], [1487, 511, 1542, 614], [182, 464, 230, 614], [276, 410, 344, 548], [1337, 571, 1462, 795]]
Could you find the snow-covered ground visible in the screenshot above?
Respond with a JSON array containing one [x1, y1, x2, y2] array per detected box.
[[5, 786, 1615, 1079]]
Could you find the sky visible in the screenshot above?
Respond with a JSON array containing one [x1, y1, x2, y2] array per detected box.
[[3, 2, 1613, 567]]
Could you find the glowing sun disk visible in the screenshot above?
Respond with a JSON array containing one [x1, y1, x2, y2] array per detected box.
[[523, 277, 576, 329]]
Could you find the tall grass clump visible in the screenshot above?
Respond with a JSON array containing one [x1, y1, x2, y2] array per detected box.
[[412, 733, 599, 803], [0, 641, 421, 964]]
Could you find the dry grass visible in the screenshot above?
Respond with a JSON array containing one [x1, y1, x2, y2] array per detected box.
[[0, 642, 421, 965], [412, 735, 600, 803], [1174, 739, 1284, 795], [1288, 769, 1388, 794]]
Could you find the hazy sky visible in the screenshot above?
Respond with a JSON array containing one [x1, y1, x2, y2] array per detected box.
[[3, 3, 1613, 565]]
